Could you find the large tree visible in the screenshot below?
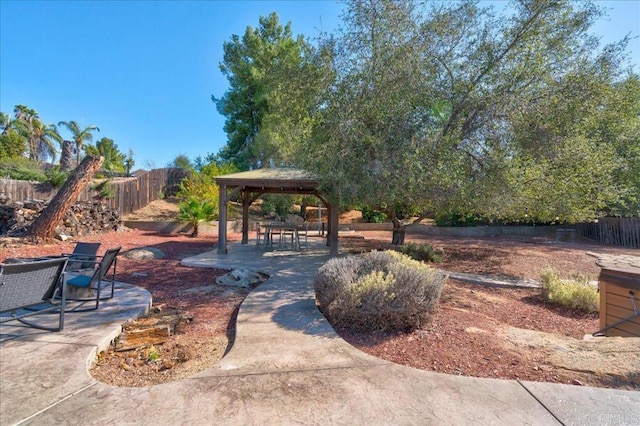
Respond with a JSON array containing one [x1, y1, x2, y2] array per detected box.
[[29, 120, 62, 162], [0, 111, 27, 158], [26, 155, 104, 241], [294, 0, 636, 243], [85, 137, 126, 173], [9, 105, 62, 162], [57, 120, 100, 165], [213, 12, 332, 170]]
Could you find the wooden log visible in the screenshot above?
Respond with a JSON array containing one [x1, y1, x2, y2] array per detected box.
[[26, 155, 104, 240], [115, 324, 171, 351]]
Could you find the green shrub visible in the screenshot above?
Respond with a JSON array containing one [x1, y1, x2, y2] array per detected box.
[[314, 250, 445, 332], [314, 256, 361, 309], [0, 131, 27, 158], [260, 194, 294, 219], [0, 157, 47, 181], [178, 199, 217, 237], [539, 267, 599, 313], [396, 242, 443, 263], [91, 179, 115, 200], [45, 166, 70, 188], [361, 205, 387, 223], [434, 211, 487, 227]]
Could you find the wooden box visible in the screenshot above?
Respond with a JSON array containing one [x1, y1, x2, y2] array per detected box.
[[598, 266, 640, 337]]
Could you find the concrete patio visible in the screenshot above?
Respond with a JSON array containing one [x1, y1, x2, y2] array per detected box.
[[1, 241, 638, 425]]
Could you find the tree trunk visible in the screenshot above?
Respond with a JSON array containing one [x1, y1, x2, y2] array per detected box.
[[60, 140, 75, 171], [391, 218, 406, 246], [299, 202, 307, 220], [27, 155, 104, 240]]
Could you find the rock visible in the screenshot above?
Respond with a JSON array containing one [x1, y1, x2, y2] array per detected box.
[[216, 268, 264, 288], [55, 232, 69, 241], [1, 199, 122, 238], [124, 248, 166, 260]]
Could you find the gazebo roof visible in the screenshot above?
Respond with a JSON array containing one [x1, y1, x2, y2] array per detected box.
[[214, 167, 338, 255], [215, 168, 319, 192]]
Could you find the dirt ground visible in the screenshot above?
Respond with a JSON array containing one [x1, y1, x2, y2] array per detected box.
[[1, 201, 638, 390]]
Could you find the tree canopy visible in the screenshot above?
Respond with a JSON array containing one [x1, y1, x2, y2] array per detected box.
[[1, 105, 62, 162], [85, 137, 127, 173], [213, 12, 332, 170], [281, 0, 640, 241], [57, 120, 100, 165], [1, 104, 135, 179]]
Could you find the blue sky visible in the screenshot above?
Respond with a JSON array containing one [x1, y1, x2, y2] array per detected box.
[[1, 1, 638, 170]]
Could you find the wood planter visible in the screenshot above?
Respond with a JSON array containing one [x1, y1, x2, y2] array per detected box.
[[598, 266, 640, 337]]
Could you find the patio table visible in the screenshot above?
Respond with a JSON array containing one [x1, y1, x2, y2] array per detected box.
[[262, 224, 300, 250]]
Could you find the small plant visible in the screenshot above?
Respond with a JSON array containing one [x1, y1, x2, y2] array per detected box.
[[145, 345, 161, 362], [314, 250, 445, 332], [539, 267, 599, 313], [178, 199, 217, 237], [45, 166, 70, 188], [396, 242, 443, 263], [361, 205, 387, 223], [91, 179, 115, 200]]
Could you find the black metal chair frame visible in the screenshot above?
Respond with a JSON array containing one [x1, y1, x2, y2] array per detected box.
[[63, 247, 121, 311], [63, 242, 101, 272], [0, 258, 68, 332]]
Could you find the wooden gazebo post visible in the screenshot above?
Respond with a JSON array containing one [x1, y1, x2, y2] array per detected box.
[[215, 168, 339, 255], [329, 203, 339, 256], [218, 183, 228, 254], [241, 190, 250, 244]]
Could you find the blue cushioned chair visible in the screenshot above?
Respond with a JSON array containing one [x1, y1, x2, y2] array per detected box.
[[63, 242, 101, 272], [65, 247, 121, 311]]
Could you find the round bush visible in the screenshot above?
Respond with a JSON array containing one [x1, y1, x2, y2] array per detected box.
[[314, 250, 445, 332]]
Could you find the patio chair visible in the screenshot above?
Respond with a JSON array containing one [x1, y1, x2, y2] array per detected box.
[[280, 215, 304, 250], [255, 223, 267, 249], [297, 222, 310, 249], [63, 242, 101, 272], [0, 258, 68, 331], [63, 247, 121, 311]]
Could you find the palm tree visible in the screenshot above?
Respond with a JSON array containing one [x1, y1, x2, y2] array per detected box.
[[57, 120, 100, 165], [11, 107, 61, 161], [0, 112, 13, 135], [59, 140, 76, 171], [13, 105, 38, 123], [85, 137, 126, 173], [178, 199, 217, 237], [12, 105, 39, 159], [30, 121, 63, 162]]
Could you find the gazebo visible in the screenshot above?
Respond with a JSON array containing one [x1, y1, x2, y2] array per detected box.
[[214, 168, 339, 255]]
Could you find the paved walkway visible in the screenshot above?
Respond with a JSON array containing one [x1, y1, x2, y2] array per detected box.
[[1, 241, 639, 425]]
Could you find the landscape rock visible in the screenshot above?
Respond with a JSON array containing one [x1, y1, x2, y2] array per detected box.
[[216, 268, 264, 288], [124, 247, 166, 260], [0, 199, 121, 237]]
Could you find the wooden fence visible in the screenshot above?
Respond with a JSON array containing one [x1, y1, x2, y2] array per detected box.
[[0, 168, 187, 217], [575, 218, 640, 248]]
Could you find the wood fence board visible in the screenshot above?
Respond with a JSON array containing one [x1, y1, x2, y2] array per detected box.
[[576, 218, 640, 248], [1, 168, 187, 217]]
